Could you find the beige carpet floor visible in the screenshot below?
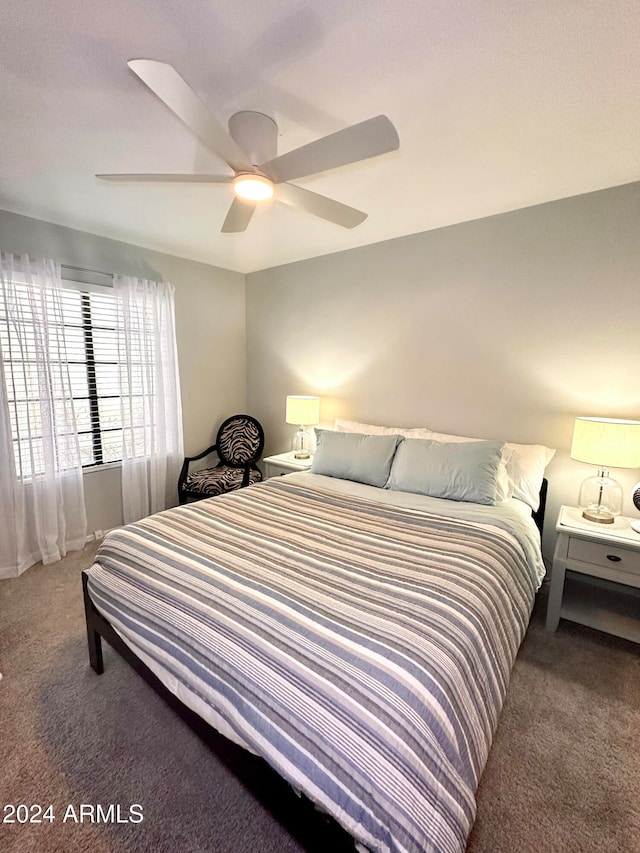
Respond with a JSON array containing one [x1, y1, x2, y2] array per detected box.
[[1, 541, 638, 853]]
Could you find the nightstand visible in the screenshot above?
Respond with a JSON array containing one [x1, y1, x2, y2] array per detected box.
[[263, 451, 313, 479], [545, 505, 640, 643]]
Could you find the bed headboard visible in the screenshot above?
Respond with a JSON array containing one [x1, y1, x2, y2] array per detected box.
[[532, 478, 548, 534]]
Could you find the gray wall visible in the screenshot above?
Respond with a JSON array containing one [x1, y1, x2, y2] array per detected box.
[[0, 209, 246, 534], [246, 182, 640, 560]]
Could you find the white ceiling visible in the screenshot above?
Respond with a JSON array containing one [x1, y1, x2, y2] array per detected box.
[[0, 0, 638, 274]]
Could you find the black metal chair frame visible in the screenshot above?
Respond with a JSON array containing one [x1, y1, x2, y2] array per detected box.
[[178, 414, 265, 505]]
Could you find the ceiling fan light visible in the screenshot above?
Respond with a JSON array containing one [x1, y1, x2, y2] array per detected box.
[[232, 174, 274, 201]]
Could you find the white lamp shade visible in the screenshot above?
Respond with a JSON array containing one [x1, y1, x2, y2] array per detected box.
[[286, 395, 320, 426], [570, 417, 640, 469]]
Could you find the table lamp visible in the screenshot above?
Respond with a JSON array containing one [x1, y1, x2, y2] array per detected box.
[[570, 416, 640, 523], [286, 395, 320, 459]]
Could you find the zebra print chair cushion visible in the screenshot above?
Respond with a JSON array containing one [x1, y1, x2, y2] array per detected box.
[[184, 465, 263, 496], [178, 414, 265, 504]]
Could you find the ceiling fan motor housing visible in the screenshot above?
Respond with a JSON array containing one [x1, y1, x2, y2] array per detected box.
[[228, 111, 278, 168]]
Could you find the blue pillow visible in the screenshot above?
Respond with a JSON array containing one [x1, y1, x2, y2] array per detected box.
[[311, 429, 401, 488], [386, 438, 506, 505]]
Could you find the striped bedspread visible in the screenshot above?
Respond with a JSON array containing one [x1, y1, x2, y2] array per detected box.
[[87, 476, 541, 853]]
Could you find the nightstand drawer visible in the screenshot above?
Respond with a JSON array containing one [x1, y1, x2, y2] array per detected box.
[[568, 537, 640, 577], [266, 463, 293, 478]]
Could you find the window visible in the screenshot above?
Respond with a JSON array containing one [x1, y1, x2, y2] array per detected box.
[[1, 281, 125, 476]]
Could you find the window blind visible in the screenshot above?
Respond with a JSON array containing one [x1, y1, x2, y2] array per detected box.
[[0, 278, 153, 477]]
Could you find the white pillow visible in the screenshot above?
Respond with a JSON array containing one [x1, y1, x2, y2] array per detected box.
[[506, 443, 555, 511], [425, 429, 555, 511], [335, 418, 431, 440]]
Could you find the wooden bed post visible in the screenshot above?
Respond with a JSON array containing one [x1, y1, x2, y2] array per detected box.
[[82, 570, 104, 674]]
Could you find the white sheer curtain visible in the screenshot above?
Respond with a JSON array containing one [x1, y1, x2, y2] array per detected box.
[[114, 275, 183, 524], [0, 253, 87, 579]]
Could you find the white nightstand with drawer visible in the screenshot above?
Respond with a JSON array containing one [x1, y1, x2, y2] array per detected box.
[[545, 506, 640, 643], [263, 451, 313, 479]]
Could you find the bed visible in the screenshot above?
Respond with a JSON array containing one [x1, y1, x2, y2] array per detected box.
[[83, 469, 547, 853]]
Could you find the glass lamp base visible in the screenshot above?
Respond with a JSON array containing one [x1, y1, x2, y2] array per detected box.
[[578, 469, 622, 524], [292, 426, 311, 459]]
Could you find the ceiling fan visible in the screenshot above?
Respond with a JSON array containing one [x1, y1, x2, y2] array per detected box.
[[97, 60, 400, 233]]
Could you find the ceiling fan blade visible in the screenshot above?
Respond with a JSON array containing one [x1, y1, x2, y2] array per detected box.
[[276, 183, 367, 229], [127, 60, 254, 174], [96, 173, 232, 183], [261, 115, 399, 184], [221, 197, 257, 233]]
